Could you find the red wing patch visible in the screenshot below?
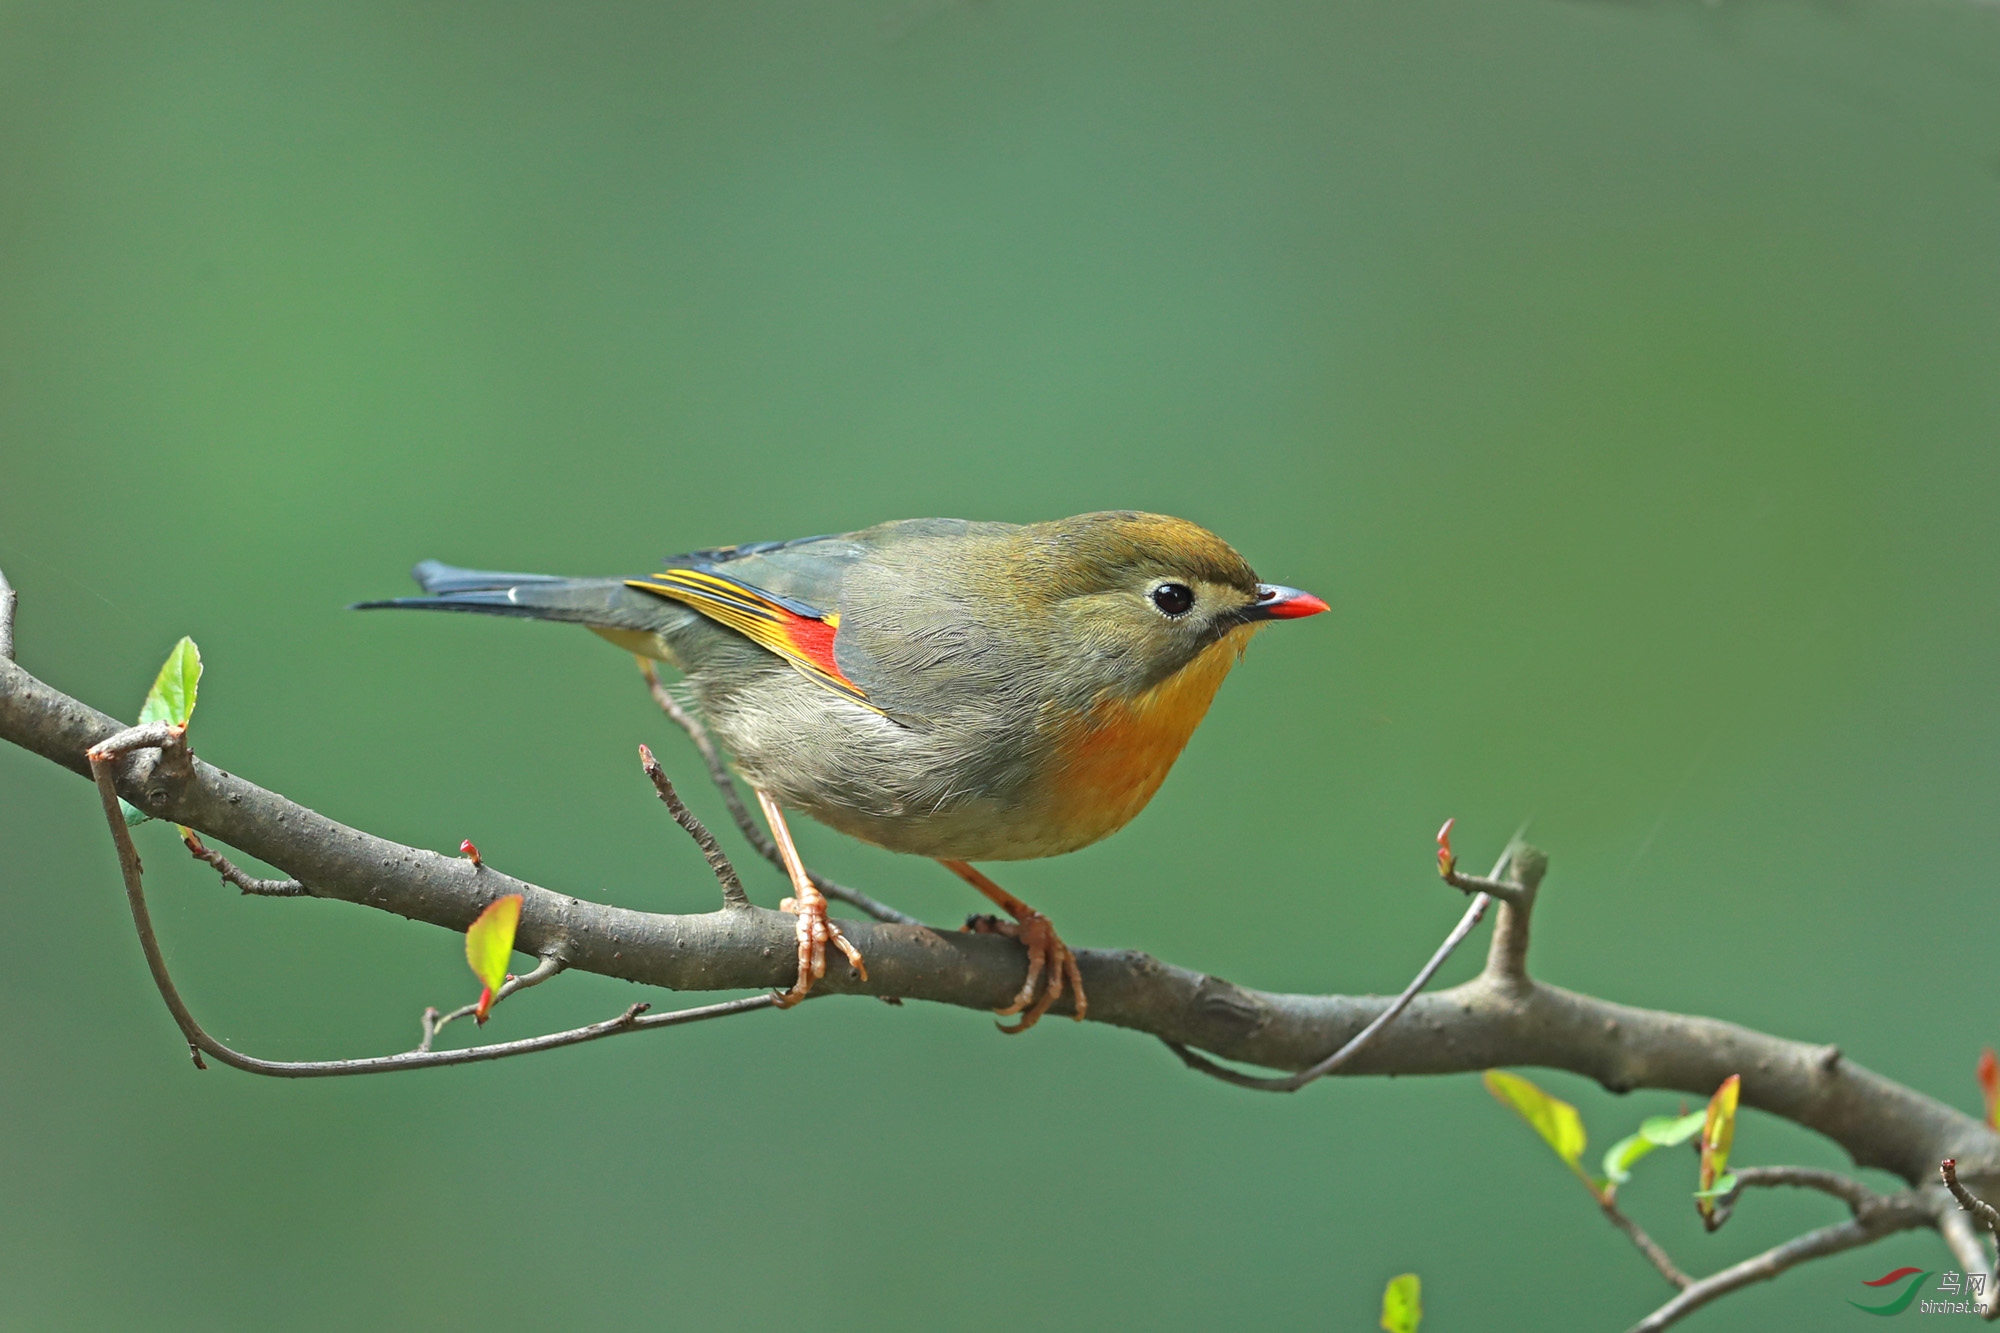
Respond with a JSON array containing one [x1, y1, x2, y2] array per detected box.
[[625, 568, 872, 709], [774, 610, 842, 681]]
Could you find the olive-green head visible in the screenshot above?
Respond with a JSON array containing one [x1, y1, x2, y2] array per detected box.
[[998, 511, 1328, 698]]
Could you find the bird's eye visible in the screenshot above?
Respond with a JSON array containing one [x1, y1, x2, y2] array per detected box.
[[1150, 583, 1195, 617]]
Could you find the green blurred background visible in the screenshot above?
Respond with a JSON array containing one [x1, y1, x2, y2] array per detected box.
[[2, 2, 1996, 1328]]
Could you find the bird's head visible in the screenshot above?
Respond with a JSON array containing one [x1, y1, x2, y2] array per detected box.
[[1005, 511, 1327, 702]]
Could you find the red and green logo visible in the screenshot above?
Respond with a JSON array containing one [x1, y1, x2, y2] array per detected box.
[[1849, 1268, 1932, 1316]]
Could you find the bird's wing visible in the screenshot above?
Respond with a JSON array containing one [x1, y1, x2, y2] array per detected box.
[[637, 520, 1015, 718], [625, 563, 872, 708]]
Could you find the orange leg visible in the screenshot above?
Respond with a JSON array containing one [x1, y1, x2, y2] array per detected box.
[[939, 859, 1086, 1033], [756, 790, 866, 1006]]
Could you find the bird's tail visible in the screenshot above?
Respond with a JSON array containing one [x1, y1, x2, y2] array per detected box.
[[352, 560, 673, 632]]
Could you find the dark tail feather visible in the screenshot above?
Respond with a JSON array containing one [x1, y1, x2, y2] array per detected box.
[[410, 560, 572, 596], [352, 561, 669, 630]]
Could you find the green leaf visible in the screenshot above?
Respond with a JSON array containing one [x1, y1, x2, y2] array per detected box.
[[1693, 1171, 1738, 1201], [1697, 1074, 1742, 1224], [465, 894, 523, 1021], [138, 637, 201, 727], [121, 637, 203, 824], [1380, 1273, 1422, 1333], [1484, 1069, 1595, 1193], [1603, 1110, 1709, 1185], [1602, 1132, 1652, 1186], [1641, 1111, 1707, 1147]]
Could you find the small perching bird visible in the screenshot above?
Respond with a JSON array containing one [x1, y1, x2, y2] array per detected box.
[[356, 511, 1327, 1029]]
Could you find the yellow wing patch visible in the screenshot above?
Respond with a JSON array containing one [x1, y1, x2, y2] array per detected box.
[[626, 568, 874, 709]]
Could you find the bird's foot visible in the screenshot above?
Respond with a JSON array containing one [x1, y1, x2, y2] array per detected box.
[[775, 885, 866, 1007], [755, 788, 865, 1008], [964, 908, 1085, 1033], [941, 859, 1087, 1033]]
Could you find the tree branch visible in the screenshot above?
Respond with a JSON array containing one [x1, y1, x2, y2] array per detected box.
[[1705, 1164, 1890, 1231], [5, 644, 1992, 1185], [1628, 1193, 1935, 1333], [1733, 1165, 1885, 1212], [14, 569, 2000, 1329]]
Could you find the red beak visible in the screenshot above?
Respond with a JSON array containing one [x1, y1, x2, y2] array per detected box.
[[1246, 583, 1329, 621]]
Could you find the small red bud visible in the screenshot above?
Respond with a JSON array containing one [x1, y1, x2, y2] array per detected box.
[[460, 839, 482, 867], [1436, 817, 1457, 878]]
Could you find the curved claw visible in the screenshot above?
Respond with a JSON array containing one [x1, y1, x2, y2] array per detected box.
[[774, 890, 866, 1008], [966, 906, 1086, 1033]]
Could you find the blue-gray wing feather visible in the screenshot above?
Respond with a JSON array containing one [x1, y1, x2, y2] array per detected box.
[[665, 519, 1015, 720]]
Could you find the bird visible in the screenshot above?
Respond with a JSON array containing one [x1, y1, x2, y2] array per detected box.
[[355, 511, 1327, 1030]]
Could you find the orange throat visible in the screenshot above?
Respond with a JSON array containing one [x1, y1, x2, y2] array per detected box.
[[1045, 627, 1253, 852]]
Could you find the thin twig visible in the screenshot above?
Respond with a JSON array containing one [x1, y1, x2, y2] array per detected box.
[[85, 723, 773, 1077], [418, 954, 568, 1052], [1735, 1165, 1884, 1212], [181, 828, 309, 897], [1940, 1160, 2000, 1320], [1945, 1159, 2000, 1234], [1941, 1160, 2000, 1318], [1707, 1165, 1888, 1230], [640, 661, 920, 925], [1628, 1202, 1932, 1333], [638, 743, 749, 909], [1162, 845, 1516, 1092], [1937, 1208, 2000, 1322], [1442, 870, 1527, 908], [1601, 1196, 1692, 1290], [0, 564, 15, 662], [1618, 1165, 1900, 1301], [91, 720, 185, 759]]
